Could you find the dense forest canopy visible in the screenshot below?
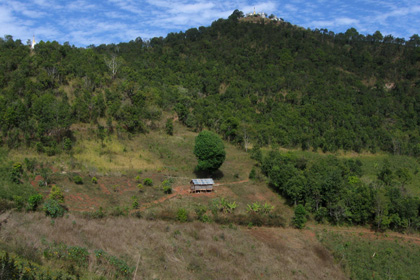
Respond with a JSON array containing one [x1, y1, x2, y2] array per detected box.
[[0, 11, 420, 155]]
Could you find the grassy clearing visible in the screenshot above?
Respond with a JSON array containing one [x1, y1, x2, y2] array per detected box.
[[318, 230, 420, 279]]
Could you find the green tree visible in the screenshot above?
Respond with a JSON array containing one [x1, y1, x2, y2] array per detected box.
[[165, 118, 174, 135], [193, 130, 226, 173], [293, 204, 307, 229]]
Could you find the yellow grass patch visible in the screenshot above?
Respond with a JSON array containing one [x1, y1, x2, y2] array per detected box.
[[73, 137, 163, 172]]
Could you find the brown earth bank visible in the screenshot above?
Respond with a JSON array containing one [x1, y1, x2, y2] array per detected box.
[[0, 211, 347, 280]]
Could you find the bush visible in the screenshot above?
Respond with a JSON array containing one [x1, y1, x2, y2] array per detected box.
[[49, 185, 64, 203], [249, 167, 256, 179], [10, 162, 23, 184], [195, 204, 210, 222], [165, 118, 174, 135], [137, 184, 144, 192], [91, 177, 98, 184], [131, 196, 139, 209], [143, 178, 153, 186], [177, 208, 188, 222], [43, 199, 66, 218], [163, 185, 172, 194], [162, 179, 172, 194], [73, 175, 83, 185], [27, 194, 43, 211]]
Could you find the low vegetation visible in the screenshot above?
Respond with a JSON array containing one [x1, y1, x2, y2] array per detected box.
[[318, 230, 420, 279]]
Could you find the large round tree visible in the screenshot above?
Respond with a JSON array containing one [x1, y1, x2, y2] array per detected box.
[[193, 130, 226, 173]]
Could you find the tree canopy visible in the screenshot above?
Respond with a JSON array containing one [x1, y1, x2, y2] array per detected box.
[[0, 10, 419, 156], [193, 130, 226, 173]]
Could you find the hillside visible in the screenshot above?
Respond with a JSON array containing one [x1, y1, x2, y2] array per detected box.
[[0, 12, 420, 155], [1, 10, 420, 279]]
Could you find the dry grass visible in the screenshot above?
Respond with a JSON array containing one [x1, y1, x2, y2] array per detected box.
[[0, 211, 347, 280], [73, 137, 163, 172]]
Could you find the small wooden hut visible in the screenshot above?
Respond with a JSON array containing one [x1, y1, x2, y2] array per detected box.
[[190, 178, 214, 193]]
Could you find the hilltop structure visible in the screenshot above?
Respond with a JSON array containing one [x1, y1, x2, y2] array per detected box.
[[245, 7, 283, 22]]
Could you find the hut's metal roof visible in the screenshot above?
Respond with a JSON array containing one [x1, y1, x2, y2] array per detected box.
[[191, 178, 214, 185]]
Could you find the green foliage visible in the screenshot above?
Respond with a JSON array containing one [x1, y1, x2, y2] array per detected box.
[[94, 249, 134, 279], [73, 175, 83, 184], [12, 195, 25, 211], [247, 202, 274, 214], [0, 250, 77, 280], [43, 242, 89, 267], [213, 197, 237, 214], [10, 162, 23, 184], [177, 208, 188, 222], [131, 196, 139, 209], [38, 167, 52, 186], [137, 183, 144, 192], [195, 204, 210, 222], [249, 167, 256, 179], [143, 178, 153, 186], [1, 20, 420, 156], [293, 204, 307, 229], [43, 199, 66, 218], [49, 185, 64, 203], [193, 130, 226, 173], [91, 176, 98, 184], [62, 137, 72, 151], [319, 231, 420, 280], [24, 158, 37, 173], [27, 194, 43, 211], [165, 118, 174, 135], [162, 179, 172, 194]]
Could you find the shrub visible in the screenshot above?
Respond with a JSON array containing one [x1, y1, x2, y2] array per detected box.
[[135, 175, 140, 182], [73, 175, 83, 184], [195, 204, 210, 222], [49, 185, 64, 203], [249, 167, 256, 179], [137, 184, 144, 192], [162, 180, 172, 194], [163, 185, 172, 194], [62, 137, 72, 151], [177, 208, 188, 222], [131, 196, 139, 209], [143, 178, 153, 186], [165, 118, 174, 135], [43, 199, 66, 218], [10, 162, 23, 184], [91, 177, 98, 184], [27, 194, 43, 211]]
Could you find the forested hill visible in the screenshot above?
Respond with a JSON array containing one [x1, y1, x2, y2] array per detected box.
[[1, 11, 420, 155]]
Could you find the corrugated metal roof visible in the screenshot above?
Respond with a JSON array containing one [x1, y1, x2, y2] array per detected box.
[[191, 178, 214, 185]]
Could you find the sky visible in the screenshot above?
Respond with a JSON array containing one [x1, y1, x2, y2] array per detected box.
[[0, 0, 419, 47]]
